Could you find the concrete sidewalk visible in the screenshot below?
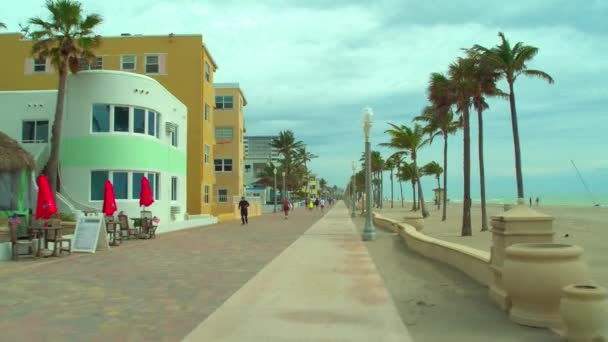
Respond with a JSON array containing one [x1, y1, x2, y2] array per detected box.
[[184, 203, 413, 341]]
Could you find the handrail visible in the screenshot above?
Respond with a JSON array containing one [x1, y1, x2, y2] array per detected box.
[[57, 165, 98, 212]]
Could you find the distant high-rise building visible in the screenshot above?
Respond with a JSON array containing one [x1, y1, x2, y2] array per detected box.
[[243, 135, 279, 186]]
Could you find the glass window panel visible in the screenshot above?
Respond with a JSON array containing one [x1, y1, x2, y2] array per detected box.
[[90, 171, 108, 201], [122, 55, 135, 70], [35, 121, 49, 142], [218, 189, 228, 202], [114, 106, 129, 132], [145, 55, 159, 73], [92, 104, 110, 132], [148, 111, 156, 136], [155, 173, 159, 200], [214, 159, 222, 172], [215, 96, 223, 109], [204, 185, 209, 203], [92, 57, 103, 70], [113, 172, 128, 199], [224, 159, 233, 172], [132, 172, 144, 199], [156, 113, 160, 138], [134, 108, 145, 134], [22, 121, 35, 142], [225, 96, 233, 109], [171, 177, 177, 201], [33, 58, 46, 72], [171, 129, 178, 146]]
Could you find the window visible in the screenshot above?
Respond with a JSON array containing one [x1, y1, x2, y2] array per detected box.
[[215, 127, 233, 142], [214, 159, 233, 172], [114, 106, 130, 132], [245, 165, 251, 173], [21, 120, 49, 143], [148, 172, 160, 200], [134, 108, 146, 134], [215, 96, 233, 109], [90, 171, 109, 201], [121, 55, 136, 71], [132, 172, 144, 200], [171, 177, 177, 201], [33, 58, 46, 72], [92, 104, 110, 132], [79, 57, 103, 70], [112, 172, 128, 199], [145, 55, 159, 73], [205, 62, 210, 81], [171, 127, 178, 147], [204, 103, 210, 121], [218, 189, 228, 203], [204, 144, 210, 163], [148, 110, 156, 137], [204, 185, 209, 203]]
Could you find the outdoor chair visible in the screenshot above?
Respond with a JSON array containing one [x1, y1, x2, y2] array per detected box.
[[117, 213, 138, 240], [141, 217, 158, 239], [9, 221, 36, 260], [105, 216, 121, 246], [45, 218, 71, 256], [141, 210, 152, 219]]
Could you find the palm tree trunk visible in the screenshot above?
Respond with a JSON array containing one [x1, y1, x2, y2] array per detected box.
[[436, 175, 441, 210], [380, 171, 384, 209], [390, 169, 394, 208], [442, 133, 448, 221], [478, 108, 488, 231], [400, 179, 404, 208], [462, 107, 472, 236], [411, 181, 416, 211], [45, 66, 68, 195], [509, 81, 525, 199], [414, 158, 429, 217]]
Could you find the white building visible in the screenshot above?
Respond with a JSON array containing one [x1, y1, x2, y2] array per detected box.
[[0, 70, 191, 231]]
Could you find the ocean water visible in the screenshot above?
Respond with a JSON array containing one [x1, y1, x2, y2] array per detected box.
[[447, 195, 608, 207]]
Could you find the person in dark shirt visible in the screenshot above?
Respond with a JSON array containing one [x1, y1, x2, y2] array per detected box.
[[238, 197, 250, 225]]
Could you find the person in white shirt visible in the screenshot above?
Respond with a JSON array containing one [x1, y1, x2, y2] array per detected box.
[[320, 198, 325, 211]]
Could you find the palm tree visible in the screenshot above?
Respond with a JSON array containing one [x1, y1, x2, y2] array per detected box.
[[28, 0, 103, 194], [398, 162, 417, 211], [415, 104, 460, 221], [465, 51, 507, 231], [472, 32, 554, 200], [382, 123, 430, 217], [421, 161, 443, 209], [295, 147, 317, 199], [384, 157, 396, 208], [446, 57, 477, 236], [390, 153, 406, 208], [0, 22, 6, 29]]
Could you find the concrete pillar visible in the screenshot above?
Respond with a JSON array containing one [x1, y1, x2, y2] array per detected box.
[[489, 198, 554, 311]]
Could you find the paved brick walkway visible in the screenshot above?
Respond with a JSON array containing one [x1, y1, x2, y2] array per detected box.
[[0, 208, 326, 341]]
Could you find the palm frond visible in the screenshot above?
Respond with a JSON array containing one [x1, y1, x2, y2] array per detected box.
[[521, 69, 554, 84]]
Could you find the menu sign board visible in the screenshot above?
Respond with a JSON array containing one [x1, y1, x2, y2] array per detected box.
[[72, 215, 109, 253]]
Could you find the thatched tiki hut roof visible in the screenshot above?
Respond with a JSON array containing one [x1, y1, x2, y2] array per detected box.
[[0, 131, 35, 172]]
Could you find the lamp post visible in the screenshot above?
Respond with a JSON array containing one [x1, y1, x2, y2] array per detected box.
[[282, 171, 286, 202], [362, 106, 376, 241], [273, 166, 277, 213], [351, 161, 356, 218]]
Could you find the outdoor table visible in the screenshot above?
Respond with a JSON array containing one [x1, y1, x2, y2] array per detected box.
[[130, 218, 142, 238], [28, 226, 63, 257]]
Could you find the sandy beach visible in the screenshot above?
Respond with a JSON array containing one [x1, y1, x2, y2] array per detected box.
[[376, 201, 608, 287]]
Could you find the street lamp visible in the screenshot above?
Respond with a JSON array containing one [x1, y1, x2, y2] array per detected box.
[[351, 161, 356, 218], [273, 166, 277, 213], [362, 106, 376, 241], [282, 171, 286, 202]]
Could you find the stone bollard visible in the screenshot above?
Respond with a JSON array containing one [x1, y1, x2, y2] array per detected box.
[[489, 198, 555, 311]]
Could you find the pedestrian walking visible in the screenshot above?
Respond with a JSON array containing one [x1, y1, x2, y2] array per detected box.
[[536, 197, 540, 207], [320, 198, 325, 212], [282, 198, 290, 219], [529, 197, 532, 207], [238, 196, 250, 225], [309, 199, 314, 211], [314, 198, 319, 209]]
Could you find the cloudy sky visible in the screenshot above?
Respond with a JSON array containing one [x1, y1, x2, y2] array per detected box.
[[3, 0, 607, 204]]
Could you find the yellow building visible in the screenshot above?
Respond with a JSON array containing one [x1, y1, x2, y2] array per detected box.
[[0, 32, 217, 215], [306, 176, 319, 199], [212, 83, 247, 215]]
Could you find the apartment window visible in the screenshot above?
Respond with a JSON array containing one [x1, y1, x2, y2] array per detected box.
[[132, 172, 144, 200], [215, 96, 233, 109], [171, 128, 178, 147], [121, 55, 136, 71], [171, 177, 177, 201], [218, 189, 228, 203], [79, 56, 103, 70], [134, 108, 146, 134], [113, 172, 129, 200], [148, 110, 160, 137], [21, 120, 49, 143], [114, 106, 130, 132], [205, 62, 210, 82], [204, 185, 209, 203], [145, 55, 159, 73], [90, 171, 109, 201], [92, 104, 110, 132], [214, 159, 233, 172], [148, 172, 160, 200], [204, 103, 210, 121], [245, 165, 251, 173], [215, 127, 233, 142], [33, 58, 46, 72], [204, 144, 210, 163]]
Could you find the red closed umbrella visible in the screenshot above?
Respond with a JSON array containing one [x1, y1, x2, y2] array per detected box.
[[35, 174, 57, 220], [102, 180, 118, 216], [139, 176, 155, 208]]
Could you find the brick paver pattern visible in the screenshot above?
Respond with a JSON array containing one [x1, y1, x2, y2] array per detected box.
[[0, 208, 326, 341]]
